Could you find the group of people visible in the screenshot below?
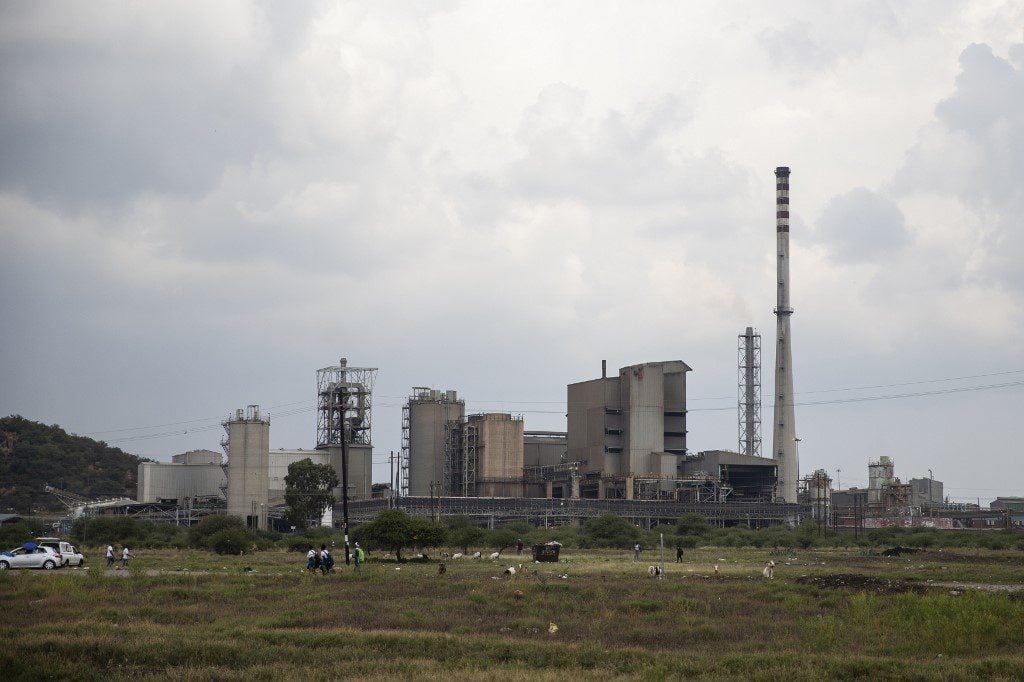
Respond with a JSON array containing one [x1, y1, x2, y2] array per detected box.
[[105, 544, 134, 569], [305, 542, 364, 574]]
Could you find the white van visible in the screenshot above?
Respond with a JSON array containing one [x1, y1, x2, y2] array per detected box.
[[36, 538, 85, 567]]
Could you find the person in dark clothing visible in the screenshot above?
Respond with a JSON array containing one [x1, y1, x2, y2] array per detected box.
[[675, 544, 684, 563]]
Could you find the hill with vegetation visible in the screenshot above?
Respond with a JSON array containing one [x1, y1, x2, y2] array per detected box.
[[0, 415, 147, 514]]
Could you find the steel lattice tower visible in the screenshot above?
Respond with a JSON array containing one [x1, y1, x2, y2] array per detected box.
[[738, 327, 762, 458]]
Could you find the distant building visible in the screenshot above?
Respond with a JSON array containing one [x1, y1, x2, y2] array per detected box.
[[909, 477, 944, 507], [137, 449, 225, 503], [990, 497, 1024, 512], [268, 449, 330, 504], [567, 360, 690, 499]]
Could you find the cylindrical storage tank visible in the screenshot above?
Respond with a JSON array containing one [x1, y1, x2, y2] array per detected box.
[[810, 469, 831, 522], [867, 456, 894, 505], [225, 408, 270, 530], [473, 413, 525, 497], [407, 391, 465, 497]]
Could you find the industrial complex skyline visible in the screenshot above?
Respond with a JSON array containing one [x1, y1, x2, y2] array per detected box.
[[2, 3, 1023, 503]]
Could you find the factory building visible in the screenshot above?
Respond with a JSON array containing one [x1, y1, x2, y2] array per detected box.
[[268, 449, 330, 503], [523, 431, 568, 498], [681, 450, 779, 503], [909, 477, 944, 508], [567, 360, 690, 499], [224, 405, 270, 530], [137, 450, 225, 503], [797, 469, 833, 523], [401, 387, 526, 498], [402, 388, 465, 497]]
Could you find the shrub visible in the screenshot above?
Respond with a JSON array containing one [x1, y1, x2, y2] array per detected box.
[[207, 529, 253, 554], [581, 514, 642, 549], [188, 515, 259, 552]]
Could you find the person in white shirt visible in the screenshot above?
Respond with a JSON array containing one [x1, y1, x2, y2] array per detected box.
[[121, 546, 134, 569], [306, 546, 317, 573], [105, 545, 115, 568]]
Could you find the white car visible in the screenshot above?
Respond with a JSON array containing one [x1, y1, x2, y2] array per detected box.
[[36, 538, 84, 567], [0, 544, 63, 570]]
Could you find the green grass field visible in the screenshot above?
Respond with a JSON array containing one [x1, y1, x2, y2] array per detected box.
[[2, 546, 1023, 680]]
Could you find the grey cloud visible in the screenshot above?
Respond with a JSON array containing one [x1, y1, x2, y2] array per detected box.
[[509, 84, 748, 209], [894, 41, 1024, 288], [0, 5, 285, 208], [757, 21, 835, 72], [757, 2, 899, 74], [815, 187, 909, 262]]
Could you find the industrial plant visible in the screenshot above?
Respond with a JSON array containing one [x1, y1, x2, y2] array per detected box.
[[63, 166, 1016, 533]]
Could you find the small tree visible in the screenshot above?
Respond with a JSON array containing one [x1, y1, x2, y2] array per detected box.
[[284, 458, 338, 528], [355, 510, 446, 561], [487, 528, 518, 554], [410, 517, 447, 554], [449, 525, 486, 553]]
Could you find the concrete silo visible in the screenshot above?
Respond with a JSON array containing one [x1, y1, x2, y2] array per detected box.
[[402, 388, 465, 497], [224, 405, 270, 530]]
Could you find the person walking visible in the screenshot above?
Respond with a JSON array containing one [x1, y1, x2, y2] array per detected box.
[[121, 546, 135, 569], [306, 546, 318, 573], [320, 544, 334, 575], [675, 544, 684, 563], [105, 544, 115, 569], [353, 542, 364, 575], [516, 539, 524, 556], [633, 542, 642, 562]]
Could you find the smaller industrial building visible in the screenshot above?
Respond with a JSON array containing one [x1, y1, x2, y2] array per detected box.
[[137, 450, 225, 504]]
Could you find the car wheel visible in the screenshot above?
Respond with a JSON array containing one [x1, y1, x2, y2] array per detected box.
[[0, 561, 9, 570], [43, 560, 56, 570]]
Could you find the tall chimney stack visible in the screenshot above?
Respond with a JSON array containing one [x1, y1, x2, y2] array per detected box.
[[771, 166, 798, 502]]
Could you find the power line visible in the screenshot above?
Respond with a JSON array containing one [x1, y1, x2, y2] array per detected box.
[[92, 369, 1024, 444]]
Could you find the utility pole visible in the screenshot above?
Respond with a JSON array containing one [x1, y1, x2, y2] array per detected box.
[[341, 422, 351, 566], [389, 451, 395, 509]]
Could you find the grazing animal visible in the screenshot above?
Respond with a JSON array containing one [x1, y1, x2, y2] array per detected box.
[[762, 560, 775, 579], [513, 589, 524, 599], [713, 564, 720, 578], [648, 565, 663, 577], [438, 562, 446, 575], [503, 566, 516, 578], [489, 552, 500, 560], [451, 553, 463, 560], [471, 552, 481, 559], [383, 553, 391, 560], [441, 552, 450, 558]]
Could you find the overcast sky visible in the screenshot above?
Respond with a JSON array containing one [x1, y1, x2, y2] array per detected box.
[[2, 2, 1022, 503]]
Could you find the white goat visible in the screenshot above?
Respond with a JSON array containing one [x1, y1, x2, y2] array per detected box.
[[451, 553, 463, 560], [762, 560, 775, 579], [647, 566, 662, 577], [488, 551, 500, 560], [503, 566, 516, 579], [471, 551, 481, 559]]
